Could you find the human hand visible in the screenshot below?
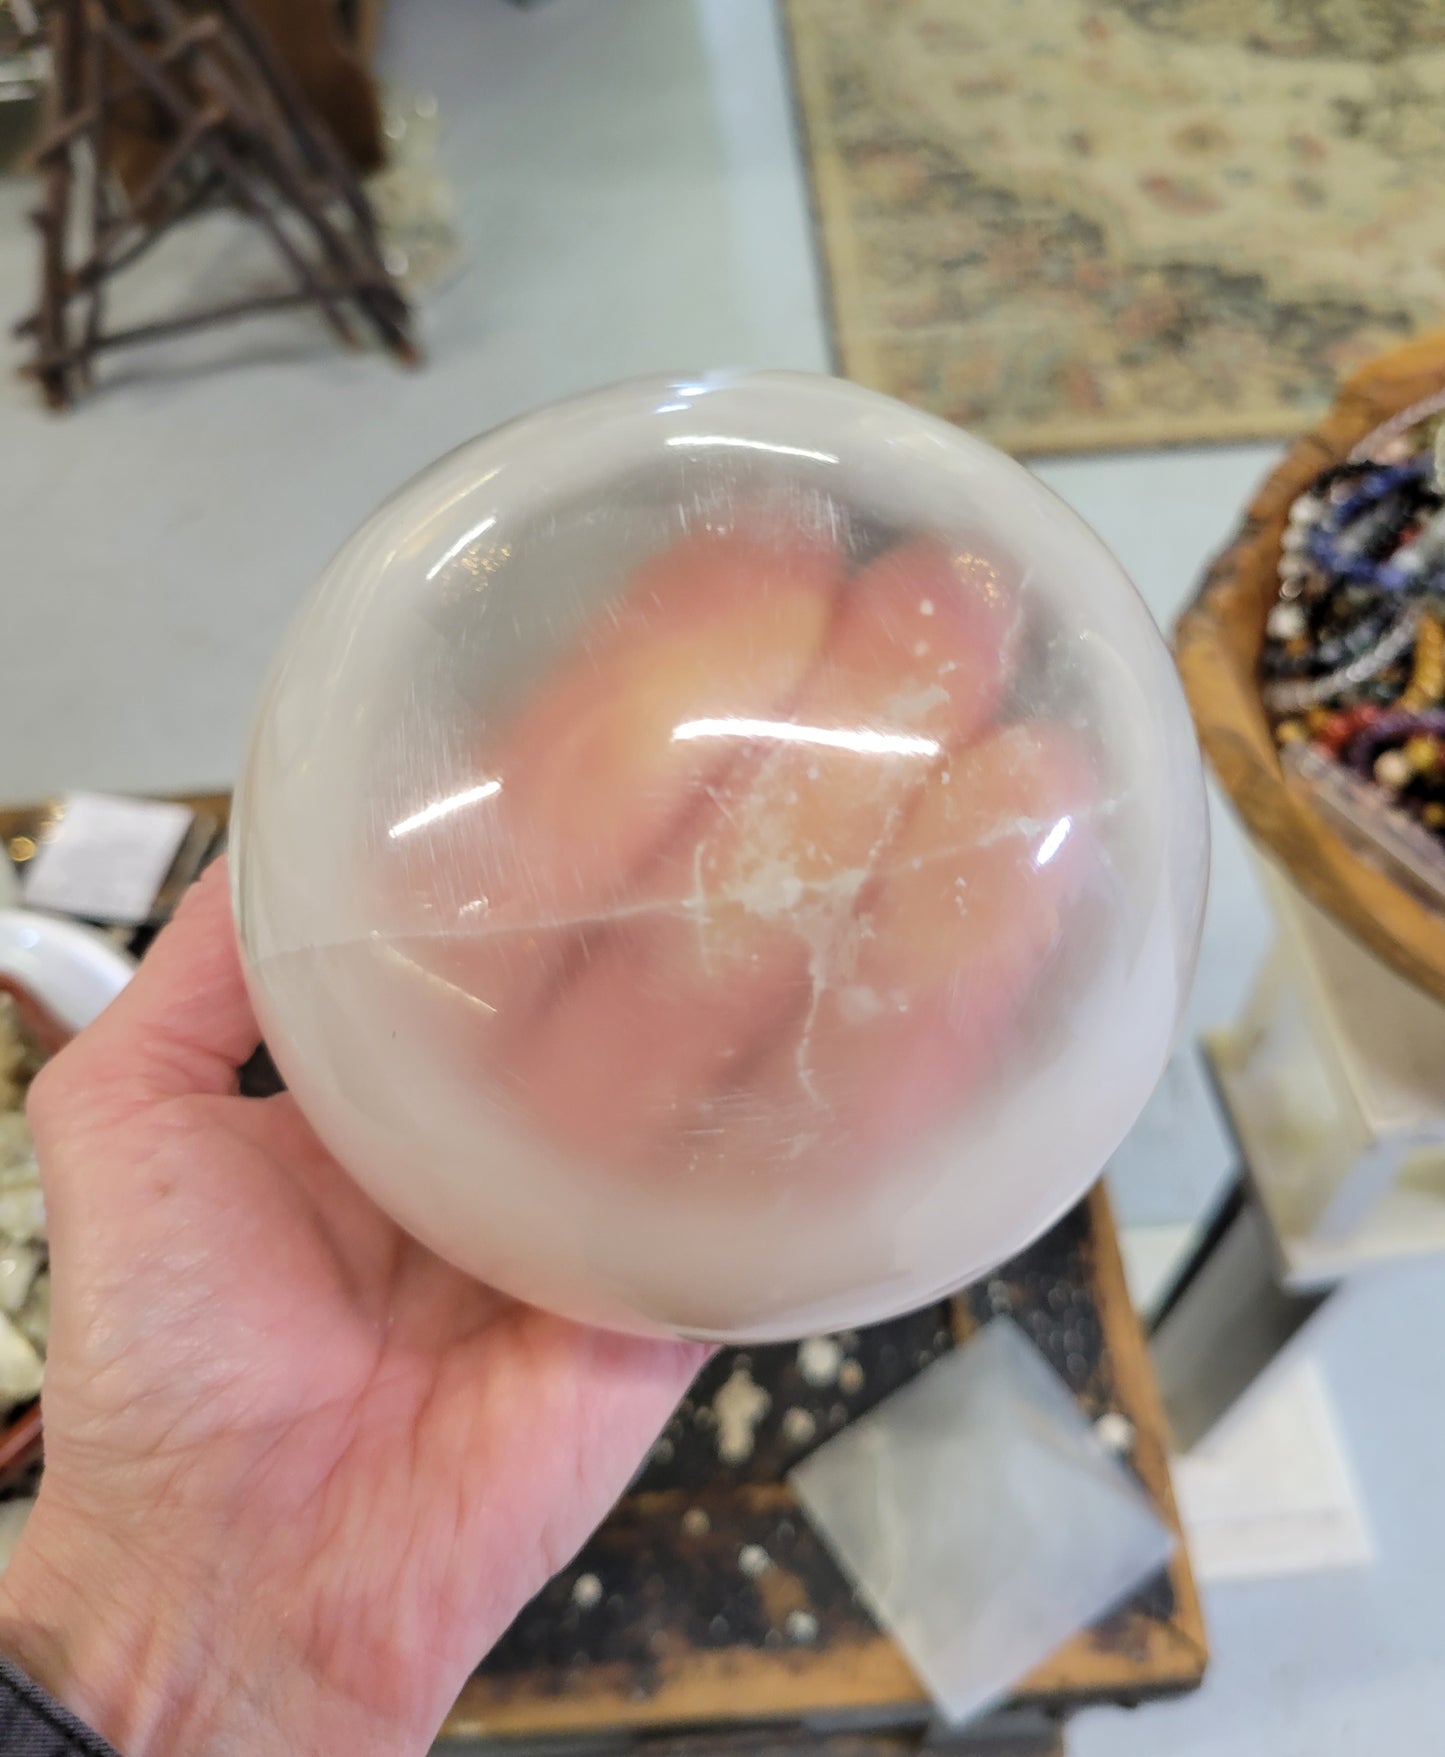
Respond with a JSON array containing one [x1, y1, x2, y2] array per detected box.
[[0, 861, 704, 1756]]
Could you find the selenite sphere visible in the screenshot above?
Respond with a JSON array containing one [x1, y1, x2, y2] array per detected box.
[[233, 371, 1207, 1341]]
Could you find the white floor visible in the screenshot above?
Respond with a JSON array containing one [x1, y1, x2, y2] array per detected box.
[[3, 3, 1444, 1752]]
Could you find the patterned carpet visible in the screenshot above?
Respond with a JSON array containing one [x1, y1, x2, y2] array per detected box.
[[785, 0, 1445, 455]]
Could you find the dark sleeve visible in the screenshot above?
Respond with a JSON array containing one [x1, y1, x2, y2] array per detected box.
[[0, 1659, 119, 1756]]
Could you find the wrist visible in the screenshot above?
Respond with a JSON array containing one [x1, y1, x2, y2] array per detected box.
[[0, 1487, 369, 1757], [0, 1492, 234, 1755]]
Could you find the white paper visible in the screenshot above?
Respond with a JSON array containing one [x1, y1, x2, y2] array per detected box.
[[1173, 1357, 1372, 1580], [22, 793, 193, 926]]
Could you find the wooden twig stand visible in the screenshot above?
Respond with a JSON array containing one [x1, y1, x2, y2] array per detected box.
[[17, 0, 416, 407]]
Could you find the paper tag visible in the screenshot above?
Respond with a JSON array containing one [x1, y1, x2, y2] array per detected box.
[[22, 793, 194, 926]]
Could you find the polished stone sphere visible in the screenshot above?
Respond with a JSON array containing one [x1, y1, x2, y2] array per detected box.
[[233, 371, 1206, 1340]]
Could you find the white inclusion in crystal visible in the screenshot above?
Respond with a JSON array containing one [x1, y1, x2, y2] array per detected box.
[[837, 985, 883, 1025], [883, 681, 950, 725], [731, 861, 804, 918], [688, 837, 714, 974]]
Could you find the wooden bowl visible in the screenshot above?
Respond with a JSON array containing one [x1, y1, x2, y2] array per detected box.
[[0, 973, 67, 1487], [1175, 329, 1445, 1004]]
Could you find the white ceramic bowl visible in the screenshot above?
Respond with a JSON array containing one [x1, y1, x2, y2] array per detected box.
[[0, 910, 134, 1033]]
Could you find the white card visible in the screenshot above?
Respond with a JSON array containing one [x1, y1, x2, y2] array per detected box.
[[21, 793, 194, 926]]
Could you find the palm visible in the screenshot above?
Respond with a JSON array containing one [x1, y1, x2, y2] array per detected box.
[[21, 865, 701, 1751]]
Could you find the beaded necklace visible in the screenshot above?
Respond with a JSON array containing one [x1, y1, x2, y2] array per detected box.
[[1260, 393, 1445, 845]]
